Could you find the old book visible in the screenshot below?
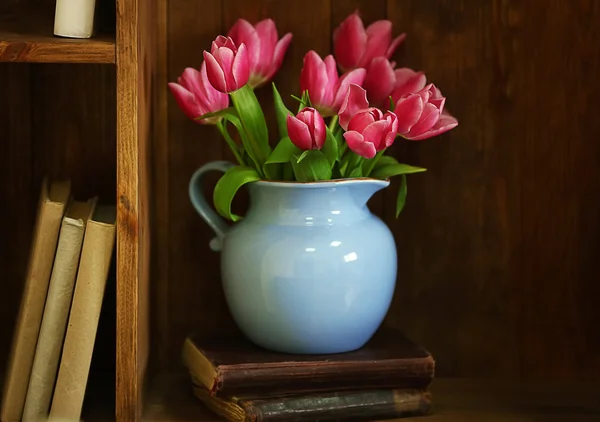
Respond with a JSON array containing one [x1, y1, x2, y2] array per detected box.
[[22, 197, 98, 422], [182, 327, 434, 399], [1, 178, 71, 422], [190, 375, 432, 422], [49, 205, 116, 421]]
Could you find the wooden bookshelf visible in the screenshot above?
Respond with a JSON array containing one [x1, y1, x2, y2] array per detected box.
[[0, 1, 152, 422], [0, 7, 115, 63]]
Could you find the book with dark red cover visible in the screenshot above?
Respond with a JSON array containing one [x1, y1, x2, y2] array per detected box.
[[182, 327, 435, 399], [191, 375, 433, 422]]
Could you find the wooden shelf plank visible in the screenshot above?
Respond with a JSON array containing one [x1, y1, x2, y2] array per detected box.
[[142, 373, 600, 422], [0, 9, 115, 63]]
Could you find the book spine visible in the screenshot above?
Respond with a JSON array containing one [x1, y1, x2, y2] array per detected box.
[[216, 358, 434, 398], [243, 389, 432, 422], [22, 216, 87, 422], [49, 208, 116, 421], [1, 179, 70, 422]]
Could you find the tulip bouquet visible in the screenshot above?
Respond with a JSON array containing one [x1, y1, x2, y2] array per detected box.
[[169, 12, 458, 221]]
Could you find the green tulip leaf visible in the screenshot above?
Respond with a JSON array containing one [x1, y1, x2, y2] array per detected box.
[[396, 174, 408, 218], [272, 83, 293, 140], [213, 165, 261, 222], [370, 155, 427, 180], [322, 126, 339, 167], [291, 150, 332, 182], [296, 150, 311, 163], [263, 136, 301, 180], [230, 85, 272, 169]]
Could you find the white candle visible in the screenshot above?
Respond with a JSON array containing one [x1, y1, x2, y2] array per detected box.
[[54, 0, 97, 39]]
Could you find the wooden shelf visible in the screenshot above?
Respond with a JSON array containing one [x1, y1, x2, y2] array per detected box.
[[141, 374, 600, 422], [0, 8, 115, 63]]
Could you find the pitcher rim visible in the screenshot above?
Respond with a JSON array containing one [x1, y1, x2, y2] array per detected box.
[[252, 177, 391, 188]]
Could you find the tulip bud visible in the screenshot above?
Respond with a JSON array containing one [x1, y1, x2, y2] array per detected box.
[[203, 35, 250, 93], [167, 62, 229, 124], [299, 50, 366, 116], [333, 12, 406, 72], [286, 107, 326, 150], [227, 18, 293, 89], [343, 108, 398, 159], [394, 84, 458, 141]]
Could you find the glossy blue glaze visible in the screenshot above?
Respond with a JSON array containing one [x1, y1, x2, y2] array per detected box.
[[189, 161, 397, 354]]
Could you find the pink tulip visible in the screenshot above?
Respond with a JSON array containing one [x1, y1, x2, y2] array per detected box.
[[333, 12, 406, 72], [203, 35, 250, 93], [394, 84, 458, 141], [362, 57, 427, 108], [338, 83, 369, 131], [299, 50, 366, 116], [168, 62, 229, 124], [227, 18, 293, 88], [390, 67, 428, 104], [343, 108, 398, 159], [286, 107, 326, 150]]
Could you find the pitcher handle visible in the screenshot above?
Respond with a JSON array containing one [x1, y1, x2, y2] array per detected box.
[[189, 160, 235, 252]]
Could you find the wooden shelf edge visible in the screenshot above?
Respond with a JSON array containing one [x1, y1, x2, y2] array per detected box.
[[139, 373, 600, 422], [0, 7, 116, 63], [0, 36, 116, 64]]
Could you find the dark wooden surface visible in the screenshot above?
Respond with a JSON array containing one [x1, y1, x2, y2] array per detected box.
[[141, 374, 600, 422], [152, 0, 600, 381]]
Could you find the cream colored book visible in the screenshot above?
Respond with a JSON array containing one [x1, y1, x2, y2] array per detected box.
[[1, 178, 71, 422], [22, 197, 98, 422], [49, 205, 116, 421]]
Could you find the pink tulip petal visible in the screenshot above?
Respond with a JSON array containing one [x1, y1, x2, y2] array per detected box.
[[212, 35, 237, 51], [179, 67, 202, 96], [287, 115, 314, 150], [333, 12, 367, 71], [323, 55, 338, 106], [217, 46, 238, 91], [312, 109, 327, 149], [254, 19, 277, 73], [361, 119, 390, 150], [406, 111, 458, 140], [203, 50, 228, 93], [168, 82, 203, 121], [344, 131, 377, 159], [385, 33, 407, 59], [265, 32, 292, 81], [347, 108, 381, 133], [198, 61, 229, 109], [231, 43, 250, 89], [332, 67, 366, 110], [229, 20, 261, 76], [391, 68, 427, 101], [416, 83, 434, 103], [394, 94, 423, 134], [383, 112, 399, 148], [408, 103, 440, 136], [360, 20, 392, 67], [363, 57, 396, 108], [300, 50, 329, 108], [338, 83, 370, 130]]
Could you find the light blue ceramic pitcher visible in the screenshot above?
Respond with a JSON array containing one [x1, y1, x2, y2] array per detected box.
[[189, 160, 398, 354]]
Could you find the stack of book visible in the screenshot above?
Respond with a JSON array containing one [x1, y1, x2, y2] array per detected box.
[[1, 177, 116, 422], [182, 327, 435, 421]]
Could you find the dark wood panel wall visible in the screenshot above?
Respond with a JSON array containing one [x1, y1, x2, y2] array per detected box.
[[152, 0, 600, 380]]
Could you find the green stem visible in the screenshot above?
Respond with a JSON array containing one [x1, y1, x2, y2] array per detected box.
[[217, 119, 245, 166], [328, 115, 339, 133], [363, 150, 385, 177]]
